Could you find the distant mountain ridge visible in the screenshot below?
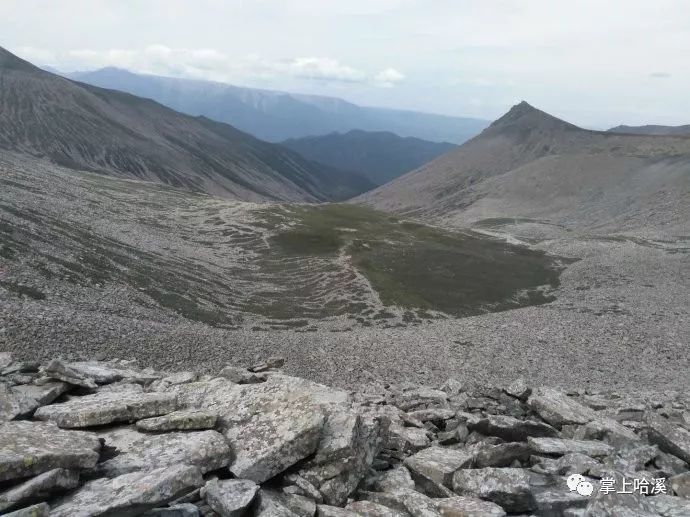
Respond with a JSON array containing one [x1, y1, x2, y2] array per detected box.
[[63, 67, 489, 143], [358, 101, 690, 235], [608, 124, 690, 136], [282, 130, 456, 185], [0, 46, 373, 202]]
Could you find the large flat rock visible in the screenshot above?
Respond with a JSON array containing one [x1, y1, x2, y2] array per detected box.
[[202, 478, 259, 517], [527, 388, 596, 428], [90, 426, 231, 477], [0, 468, 79, 513], [468, 415, 558, 441], [527, 437, 614, 457], [0, 421, 101, 482], [50, 464, 204, 517], [136, 409, 218, 432], [435, 495, 507, 517], [646, 413, 690, 463], [404, 446, 474, 488], [34, 390, 178, 428], [171, 375, 349, 483]]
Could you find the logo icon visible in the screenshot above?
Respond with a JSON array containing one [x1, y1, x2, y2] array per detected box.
[[567, 474, 594, 496]]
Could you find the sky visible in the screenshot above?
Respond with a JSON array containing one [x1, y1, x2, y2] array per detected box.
[[3, 0, 690, 127]]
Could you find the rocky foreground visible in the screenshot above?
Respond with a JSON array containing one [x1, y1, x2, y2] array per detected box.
[[1, 353, 689, 517]]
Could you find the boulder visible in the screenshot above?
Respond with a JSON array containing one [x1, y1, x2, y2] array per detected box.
[[0, 421, 101, 482], [171, 375, 348, 483], [90, 426, 231, 477], [386, 424, 431, 453], [395, 387, 448, 411], [42, 359, 98, 389], [531, 452, 601, 476], [202, 478, 259, 517], [359, 488, 440, 517], [647, 494, 690, 516], [451, 468, 537, 513], [527, 388, 596, 428], [0, 352, 12, 370], [505, 378, 531, 401], [316, 504, 360, 517], [472, 442, 532, 468], [669, 471, 690, 498], [370, 466, 416, 492], [404, 447, 474, 488], [50, 464, 204, 517], [34, 390, 178, 428], [254, 489, 300, 517], [0, 468, 79, 512], [12, 381, 69, 407], [468, 415, 558, 441], [136, 410, 218, 432], [435, 495, 506, 516], [646, 413, 690, 463], [0, 384, 38, 421], [58, 360, 160, 385], [527, 437, 614, 458], [584, 471, 656, 516], [143, 503, 200, 516], [407, 408, 456, 424], [298, 411, 381, 505]]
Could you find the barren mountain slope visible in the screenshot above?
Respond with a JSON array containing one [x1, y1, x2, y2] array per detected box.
[[0, 46, 372, 202], [358, 102, 690, 235]]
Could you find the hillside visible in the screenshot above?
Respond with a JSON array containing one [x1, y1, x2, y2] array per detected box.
[[64, 67, 489, 143], [0, 46, 372, 202], [358, 102, 690, 235], [281, 130, 456, 185], [608, 124, 690, 136]]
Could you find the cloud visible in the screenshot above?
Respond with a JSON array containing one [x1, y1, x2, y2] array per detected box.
[[649, 72, 671, 78], [374, 67, 405, 87], [278, 57, 366, 82]]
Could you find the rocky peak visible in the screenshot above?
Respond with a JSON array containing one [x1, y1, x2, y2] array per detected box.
[[0, 46, 39, 72], [485, 100, 581, 137]]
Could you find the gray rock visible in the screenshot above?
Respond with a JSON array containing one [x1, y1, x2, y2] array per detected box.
[[34, 390, 178, 428], [12, 381, 69, 407], [505, 378, 531, 401], [386, 424, 431, 453], [250, 356, 286, 373], [404, 446, 474, 488], [573, 418, 639, 448], [316, 504, 360, 517], [61, 360, 160, 385], [469, 415, 558, 441], [202, 478, 258, 517], [0, 421, 101, 482], [371, 466, 416, 492], [669, 471, 690, 498], [346, 500, 408, 517], [0, 468, 79, 512], [50, 464, 204, 517], [473, 442, 532, 468], [584, 472, 656, 517], [136, 410, 218, 432], [218, 366, 263, 384], [283, 474, 324, 504], [0, 352, 12, 370], [527, 437, 614, 457], [255, 489, 299, 517], [0, 384, 38, 421], [435, 495, 506, 516], [440, 379, 464, 397], [451, 468, 537, 513], [162, 371, 199, 386], [3, 503, 50, 517], [91, 426, 231, 477], [144, 504, 201, 517], [646, 494, 690, 516], [646, 413, 690, 463], [360, 488, 440, 517], [172, 375, 347, 483], [42, 359, 98, 389], [407, 408, 456, 424], [527, 388, 596, 428], [281, 494, 316, 517], [532, 452, 601, 476], [395, 387, 448, 411], [655, 451, 689, 477], [533, 487, 589, 516], [298, 411, 381, 506]]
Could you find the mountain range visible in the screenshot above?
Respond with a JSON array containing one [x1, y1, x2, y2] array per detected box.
[[63, 67, 489, 144], [359, 101, 690, 235], [0, 46, 373, 201], [281, 130, 456, 185]]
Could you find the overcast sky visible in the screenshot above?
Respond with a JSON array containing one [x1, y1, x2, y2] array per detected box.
[[3, 0, 689, 127]]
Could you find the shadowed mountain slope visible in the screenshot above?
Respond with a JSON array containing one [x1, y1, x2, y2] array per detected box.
[[357, 102, 690, 235], [0, 47, 372, 202], [608, 124, 690, 136], [64, 67, 489, 144], [282, 130, 456, 185]]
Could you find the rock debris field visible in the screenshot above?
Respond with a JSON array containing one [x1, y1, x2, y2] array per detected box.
[[1, 352, 689, 516]]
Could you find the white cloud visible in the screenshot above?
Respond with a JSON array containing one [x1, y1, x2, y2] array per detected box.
[[279, 57, 366, 82], [374, 68, 405, 87]]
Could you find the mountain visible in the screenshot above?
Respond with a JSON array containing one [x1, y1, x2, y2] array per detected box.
[[357, 102, 690, 235], [0, 46, 373, 202], [64, 67, 489, 143], [608, 124, 690, 136], [281, 130, 456, 185]]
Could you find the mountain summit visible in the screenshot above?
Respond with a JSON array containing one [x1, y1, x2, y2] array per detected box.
[[0, 46, 372, 201], [357, 102, 690, 235]]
